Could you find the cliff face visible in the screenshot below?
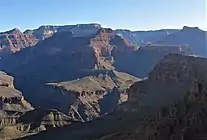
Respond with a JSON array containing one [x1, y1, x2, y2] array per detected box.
[[0, 28, 38, 56]]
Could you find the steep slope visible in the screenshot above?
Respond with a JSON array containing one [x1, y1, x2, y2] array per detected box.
[[16, 54, 207, 140], [156, 26, 207, 57], [0, 28, 38, 56]]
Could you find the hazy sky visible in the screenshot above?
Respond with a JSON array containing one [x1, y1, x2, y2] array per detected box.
[[1, 0, 206, 31]]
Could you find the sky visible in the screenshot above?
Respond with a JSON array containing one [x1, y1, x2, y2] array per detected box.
[[1, 0, 206, 32]]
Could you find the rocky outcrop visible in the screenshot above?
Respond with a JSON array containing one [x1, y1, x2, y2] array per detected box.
[[0, 28, 38, 56]]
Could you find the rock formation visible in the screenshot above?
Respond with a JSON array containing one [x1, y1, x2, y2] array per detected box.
[[0, 28, 38, 56]]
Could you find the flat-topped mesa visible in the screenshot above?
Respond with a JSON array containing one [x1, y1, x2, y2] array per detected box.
[[182, 26, 202, 32]]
